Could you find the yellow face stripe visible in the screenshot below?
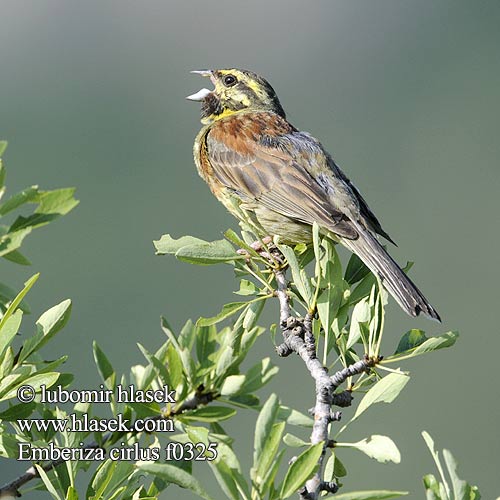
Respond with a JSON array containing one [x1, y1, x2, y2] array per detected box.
[[199, 68, 279, 123], [219, 69, 264, 97]]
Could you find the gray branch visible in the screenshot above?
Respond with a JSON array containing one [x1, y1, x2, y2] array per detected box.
[[273, 265, 375, 499]]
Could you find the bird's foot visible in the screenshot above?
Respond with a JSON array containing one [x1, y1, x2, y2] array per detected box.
[[249, 235, 273, 252], [237, 236, 285, 265]]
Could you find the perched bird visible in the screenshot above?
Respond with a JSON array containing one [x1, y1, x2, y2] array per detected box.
[[187, 69, 440, 321]]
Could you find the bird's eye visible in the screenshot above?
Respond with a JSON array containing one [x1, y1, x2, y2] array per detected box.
[[223, 74, 237, 87]]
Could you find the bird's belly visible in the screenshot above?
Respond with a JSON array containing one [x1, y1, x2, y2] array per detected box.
[[244, 204, 313, 244]]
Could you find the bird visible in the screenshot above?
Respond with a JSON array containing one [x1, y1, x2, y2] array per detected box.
[[187, 68, 440, 321]]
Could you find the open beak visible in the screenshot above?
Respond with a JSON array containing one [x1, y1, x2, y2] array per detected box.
[[186, 70, 215, 101], [190, 70, 213, 77]]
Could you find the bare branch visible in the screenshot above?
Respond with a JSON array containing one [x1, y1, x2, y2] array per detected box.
[[272, 261, 377, 499]]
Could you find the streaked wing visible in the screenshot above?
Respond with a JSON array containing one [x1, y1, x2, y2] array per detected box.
[[205, 120, 359, 239]]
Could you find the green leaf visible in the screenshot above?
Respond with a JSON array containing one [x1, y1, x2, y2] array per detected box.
[[395, 329, 427, 354], [0, 310, 23, 358], [349, 271, 377, 306], [242, 299, 266, 330], [0, 427, 20, 458], [235, 279, 260, 296], [0, 273, 39, 331], [154, 234, 207, 255], [93, 342, 116, 389], [0, 227, 32, 257], [0, 141, 7, 158], [283, 433, 308, 447], [224, 228, 263, 260], [65, 486, 78, 500], [317, 241, 344, 352], [0, 186, 39, 216], [406, 331, 459, 356], [0, 346, 14, 380], [240, 358, 279, 394], [182, 406, 236, 422], [443, 449, 473, 500], [0, 281, 31, 313], [277, 406, 314, 427], [0, 401, 36, 420], [88, 460, 116, 500], [334, 454, 348, 477], [422, 431, 450, 498], [197, 298, 266, 327], [154, 234, 241, 265], [18, 299, 72, 363], [176, 239, 242, 265], [279, 442, 324, 498], [2, 249, 32, 265], [347, 297, 370, 349], [35, 188, 79, 215], [386, 331, 459, 362], [331, 491, 408, 500], [253, 394, 279, 467], [347, 371, 409, 427], [0, 371, 59, 401], [255, 421, 286, 489], [221, 375, 246, 396], [34, 464, 64, 500], [324, 452, 336, 482], [345, 253, 371, 285], [337, 435, 401, 464], [166, 343, 183, 390], [423, 474, 443, 499], [88, 460, 135, 500], [227, 394, 260, 409], [209, 459, 240, 500], [195, 323, 217, 364], [422, 431, 480, 500], [136, 462, 215, 500], [278, 244, 313, 306]]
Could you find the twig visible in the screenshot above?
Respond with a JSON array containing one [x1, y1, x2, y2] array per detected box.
[[273, 263, 375, 499]]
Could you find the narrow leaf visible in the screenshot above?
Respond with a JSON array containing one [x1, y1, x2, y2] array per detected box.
[[175, 239, 242, 265], [349, 372, 409, 425], [197, 298, 266, 327], [255, 421, 286, 487], [93, 342, 115, 389], [137, 462, 215, 500], [332, 491, 408, 500], [0, 310, 23, 358], [182, 406, 236, 422], [337, 435, 401, 464], [254, 394, 279, 467], [34, 464, 63, 500], [0, 273, 39, 331], [153, 234, 207, 255], [0, 186, 39, 216], [280, 442, 323, 498], [283, 433, 308, 448], [395, 329, 427, 354]]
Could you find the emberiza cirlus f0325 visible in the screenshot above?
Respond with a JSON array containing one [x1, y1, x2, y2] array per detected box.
[[187, 69, 440, 321]]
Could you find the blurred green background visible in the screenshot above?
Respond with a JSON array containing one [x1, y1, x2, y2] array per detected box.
[[1, 1, 499, 498]]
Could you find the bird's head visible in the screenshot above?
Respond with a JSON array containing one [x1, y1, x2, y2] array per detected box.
[[187, 69, 286, 124]]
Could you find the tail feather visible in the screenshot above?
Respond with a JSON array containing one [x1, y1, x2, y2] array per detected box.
[[340, 228, 441, 322]]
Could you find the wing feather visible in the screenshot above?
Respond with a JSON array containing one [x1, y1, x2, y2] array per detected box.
[[204, 115, 390, 242]]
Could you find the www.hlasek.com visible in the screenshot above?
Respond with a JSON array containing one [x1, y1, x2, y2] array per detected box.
[[15, 383, 218, 462]]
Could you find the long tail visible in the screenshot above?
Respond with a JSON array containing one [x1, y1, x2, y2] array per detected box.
[[340, 228, 441, 321]]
